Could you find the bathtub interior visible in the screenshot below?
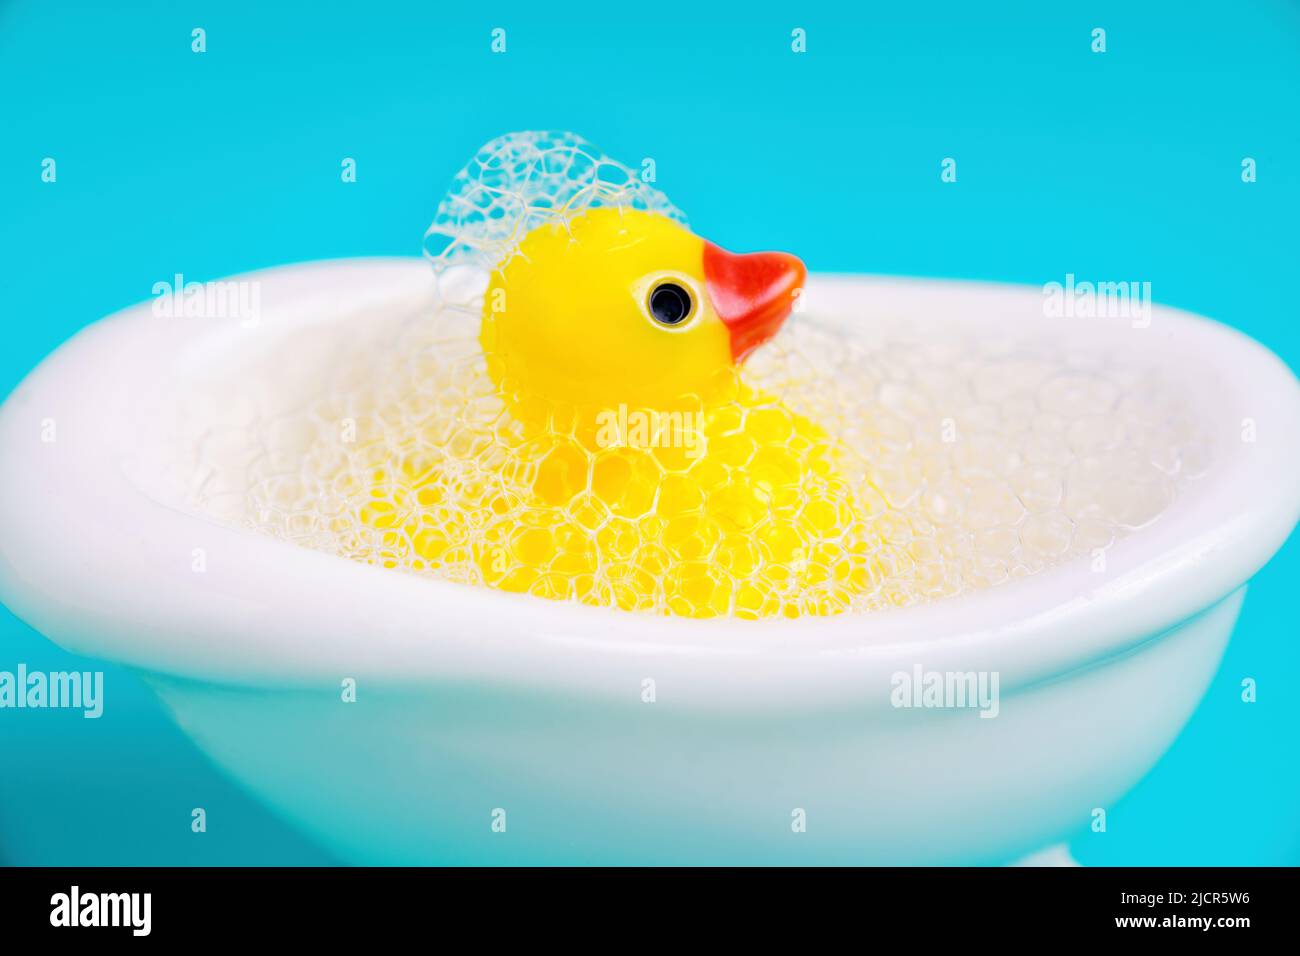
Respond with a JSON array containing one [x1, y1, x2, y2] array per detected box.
[[141, 263, 1225, 622], [132, 263, 1228, 579]]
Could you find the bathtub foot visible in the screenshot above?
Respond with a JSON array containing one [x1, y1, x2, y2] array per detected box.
[[1009, 843, 1081, 867]]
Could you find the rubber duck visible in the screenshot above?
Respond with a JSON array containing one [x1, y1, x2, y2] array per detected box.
[[361, 205, 876, 619]]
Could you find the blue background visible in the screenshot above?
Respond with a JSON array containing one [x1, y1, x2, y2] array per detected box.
[[0, 0, 1296, 865]]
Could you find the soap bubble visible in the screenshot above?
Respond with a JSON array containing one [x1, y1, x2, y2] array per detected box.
[[222, 132, 1215, 620], [422, 131, 685, 313]]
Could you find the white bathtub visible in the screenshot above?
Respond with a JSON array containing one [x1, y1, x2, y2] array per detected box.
[[1, 259, 1296, 864]]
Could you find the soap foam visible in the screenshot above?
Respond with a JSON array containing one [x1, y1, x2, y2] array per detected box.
[[232, 132, 1210, 618], [240, 297, 1208, 617]]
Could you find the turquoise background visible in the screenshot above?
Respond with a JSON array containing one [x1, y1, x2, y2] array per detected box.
[[0, 0, 1296, 864]]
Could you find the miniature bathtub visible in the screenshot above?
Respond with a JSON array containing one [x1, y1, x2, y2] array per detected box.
[[0, 258, 1296, 865]]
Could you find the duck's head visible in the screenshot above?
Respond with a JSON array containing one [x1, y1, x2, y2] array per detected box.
[[480, 208, 805, 409]]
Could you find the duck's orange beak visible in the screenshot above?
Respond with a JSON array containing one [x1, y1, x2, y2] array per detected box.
[[703, 243, 806, 362]]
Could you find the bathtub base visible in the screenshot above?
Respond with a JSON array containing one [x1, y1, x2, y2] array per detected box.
[[143, 588, 1243, 865], [1010, 844, 1080, 867]]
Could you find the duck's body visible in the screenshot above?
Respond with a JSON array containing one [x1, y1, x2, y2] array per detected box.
[[360, 379, 872, 618], [355, 208, 875, 618]]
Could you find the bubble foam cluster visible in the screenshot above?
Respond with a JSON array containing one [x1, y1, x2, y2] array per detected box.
[[244, 302, 1208, 618], [423, 131, 685, 314], [238, 132, 1211, 620]]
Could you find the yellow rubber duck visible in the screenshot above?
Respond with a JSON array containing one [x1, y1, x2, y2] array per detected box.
[[362, 207, 876, 618]]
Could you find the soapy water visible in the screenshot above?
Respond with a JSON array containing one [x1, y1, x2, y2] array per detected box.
[[237, 132, 1211, 619]]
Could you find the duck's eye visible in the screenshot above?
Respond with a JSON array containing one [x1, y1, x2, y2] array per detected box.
[[647, 282, 694, 327]]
